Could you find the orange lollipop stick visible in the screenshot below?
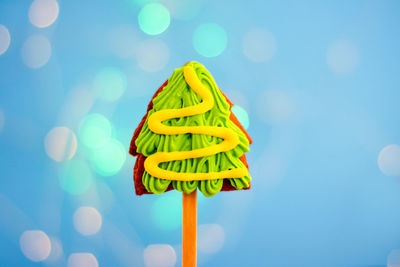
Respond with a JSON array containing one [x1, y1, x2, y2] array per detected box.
[[182, 190, 197, 267]]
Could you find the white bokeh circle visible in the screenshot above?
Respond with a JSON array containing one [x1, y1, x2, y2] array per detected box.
[[67, 253, 98, 267], [21, 34, 51, 69], [73, 206, 102, 236], [29, 0, 59, 28], [0, 25, 11, 55], [143, 244, 176, 267], [378, 144, 400, 176], [44, 127, 77, 162], [20, 230, 51, 262]]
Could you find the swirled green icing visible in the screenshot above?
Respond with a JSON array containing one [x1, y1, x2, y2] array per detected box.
[[135, 62, 251, 197]]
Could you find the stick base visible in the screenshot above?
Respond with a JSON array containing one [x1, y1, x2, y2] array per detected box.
[[182, 190, 197, 267]]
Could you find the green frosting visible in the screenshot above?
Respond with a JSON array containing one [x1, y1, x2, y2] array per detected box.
[[135, 62, 251, 197]]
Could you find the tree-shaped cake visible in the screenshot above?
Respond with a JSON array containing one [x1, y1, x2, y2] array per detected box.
[[130, 61, 252, 197], [129, 61, 252, 267]]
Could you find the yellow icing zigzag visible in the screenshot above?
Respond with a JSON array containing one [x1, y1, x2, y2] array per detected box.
[[144, 66, 249, 181]]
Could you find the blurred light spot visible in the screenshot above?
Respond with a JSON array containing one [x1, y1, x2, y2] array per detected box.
[[143, 244, 176, 267], [162, 0, 202, 21], [378, 144, 400, 176], [171, 244, 182, 267], [44, 127, 77, 162], [20, 230, 51, 262], [231, 105, 249, 130], [93, 67, 127, 102], [79, 113, 112, 149], [59, 158, 92, 195], [327, 40, 359, 74], [73, 206, 102, 236], [388, 249, 400, 267], [21, 34, 51, 69], [193, 23, 227, 57], [0, 25, 11, 55], [29, 0, 59, 28], [91, 139, 126, 176], [0, 108, 4, 133], [256, 90, 292, 124], [138, 3, 170, 35], [151, 192, 181, 231], [46, 237, 63, 262], [108, 25, 139, 58], [198, 224, 225, 254], [242, 28, 276, 62], [67, 253, 98, 267], [136, 39, 169, 72]]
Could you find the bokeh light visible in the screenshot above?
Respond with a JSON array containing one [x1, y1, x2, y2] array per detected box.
[[256, 90, 293, 124], [138, 3, 170, 35], [20, 230, 51, 262], [28, 0, 59, 28], [143, 244, 176, 267], [388, 249, 400, 267], [327, 40, 359, 74], [162, 0, 202, 21], [21, 34, 51, 69], [0, 108, 4, 133], [73, 206, 102, 236], [44, 127, 77, 162], [59, 158, 93, 195], [136, 39, 170, 72], [378, 144, 400, 176], [242, 28, 276, 62], [192, 23, 227, 57], [67, 253, 98, 267], [231, 105, 250, 130], [79, 113, 112, 149], [151, 192, 181, 231], [93, 67, 127, 102], [197, 224, 225, 254], [91, 138, 126, 176], [0, 25, 11, 56]]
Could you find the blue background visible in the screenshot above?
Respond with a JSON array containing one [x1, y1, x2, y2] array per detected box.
[[0, 0, 400, 266]]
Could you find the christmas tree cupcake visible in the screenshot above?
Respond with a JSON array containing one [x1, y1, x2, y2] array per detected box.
[[129, 61, 252, 197]]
